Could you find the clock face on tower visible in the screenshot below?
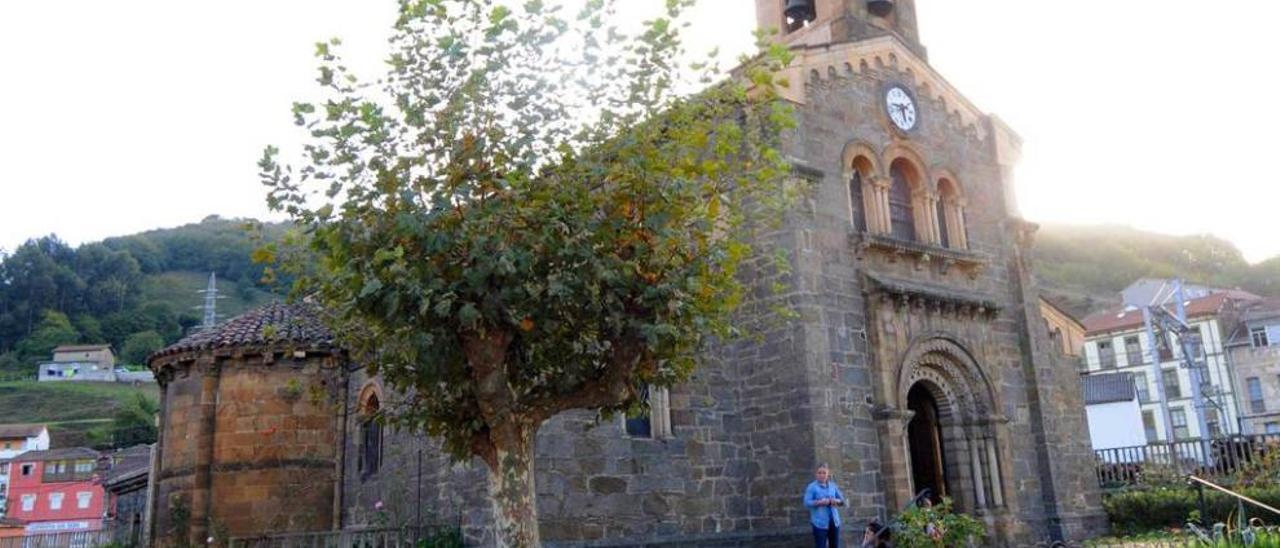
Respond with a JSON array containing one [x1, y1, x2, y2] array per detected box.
[[885, 86, 918, 132]]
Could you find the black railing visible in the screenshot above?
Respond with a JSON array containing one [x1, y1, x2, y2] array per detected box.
[[1095, 433, 1280, 489]]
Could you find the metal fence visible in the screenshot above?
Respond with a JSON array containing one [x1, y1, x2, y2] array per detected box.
[[0, 528, 127, 548], [229, 526, 463, 548], [1095, 433, 1280, 489]]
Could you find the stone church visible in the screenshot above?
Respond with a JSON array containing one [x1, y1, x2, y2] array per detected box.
[[146, 1, 1105, 546]]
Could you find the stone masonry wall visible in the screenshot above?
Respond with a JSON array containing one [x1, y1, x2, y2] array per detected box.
[[153, 353, 342, 546]]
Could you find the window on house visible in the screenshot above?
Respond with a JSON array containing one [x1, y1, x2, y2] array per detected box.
[[1163, 369, 1182, 399], [49, 492, 63, 510], [1170, 408, 1190, 440], [1142, 411, 1159, 443], [76, 492, 91, 509], [358, 394, 382, 479], [21, 494, 35, 512], [887, 161, 917, 242], [1124, 336, 1142, 366], [623, 387, 673, 439], [1097, 341, 1116, 369], [1204, 408, 1222, 438], [20, 464, 33, 476], [1252, 327, 1271, 348], [1134, 372, 1151, 403], [73, 460, 93, 473], [1266, 422, 1280, 435], [1248, 377, 1266, 414]]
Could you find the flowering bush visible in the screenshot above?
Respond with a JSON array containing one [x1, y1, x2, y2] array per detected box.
[[891, 498, 986, 548]]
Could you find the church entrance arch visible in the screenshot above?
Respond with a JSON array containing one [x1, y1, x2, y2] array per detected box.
[[907, 382, 947, 503], [880, 336, 1008, 514]]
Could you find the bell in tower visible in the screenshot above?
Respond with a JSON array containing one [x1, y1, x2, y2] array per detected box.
[[784, 0, 817, 32], [866, 0, 894, 17], [758, 0, 926, 59]]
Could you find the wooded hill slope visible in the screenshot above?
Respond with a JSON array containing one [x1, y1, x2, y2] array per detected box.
[[1033, 224, 1280, 318], [2, 218, 1275, 373], [0, 216, 281, 373]]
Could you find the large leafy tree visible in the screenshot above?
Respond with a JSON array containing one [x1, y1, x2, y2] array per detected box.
[[260, 0, 793, 545]]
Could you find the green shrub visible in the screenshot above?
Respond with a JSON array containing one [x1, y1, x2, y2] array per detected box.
[[891, 498, 986, 547], [1104, 486, 1280, 534]]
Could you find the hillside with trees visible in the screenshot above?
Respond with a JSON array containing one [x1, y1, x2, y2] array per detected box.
[[2, 218, 1276, 373], [1033, 224, 1280, 317], [0, 215, 282, 375]]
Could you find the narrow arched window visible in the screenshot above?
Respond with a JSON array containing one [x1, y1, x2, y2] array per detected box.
[[850, 170, 866, 232], [358, 392, 382, 479], [849, 155, 877, 232], [937, 178, 967, 250], [888, 162, 917, 241]]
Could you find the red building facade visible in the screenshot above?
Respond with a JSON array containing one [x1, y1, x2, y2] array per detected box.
[[5, 448, 105, 535]]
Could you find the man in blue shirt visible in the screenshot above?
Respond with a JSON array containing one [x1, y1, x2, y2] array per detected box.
[[803, 463, 846, 548]]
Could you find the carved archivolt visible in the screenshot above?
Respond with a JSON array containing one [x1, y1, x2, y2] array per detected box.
[[895, 335, 998, 422]]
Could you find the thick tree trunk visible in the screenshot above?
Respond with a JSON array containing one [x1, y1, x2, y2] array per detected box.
[[461, 329, 541, 547], [486, 422, 540, 548]]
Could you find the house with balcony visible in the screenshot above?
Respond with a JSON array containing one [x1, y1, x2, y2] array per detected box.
[[0, 424, 50, 516], [1082, 291, 1258, 444], [38, 344, 117, 382], [1225, 298, 1280, 434], [4, 448, 105, 535]]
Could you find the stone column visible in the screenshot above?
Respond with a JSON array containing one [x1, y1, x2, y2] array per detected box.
[[969, 432, 988, 510], [924, 192, 941, 245], [190, 358, 221, 546], [875, 176, 895, 235], [986, 436, 1004, 507], [911, 190, 940, 245], [874, 408, 915, 511], [943, 198, 968, 250], [863, 175, 885, 234]]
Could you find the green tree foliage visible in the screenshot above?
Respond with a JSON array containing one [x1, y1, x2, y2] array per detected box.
[[89, 392, 159, 449], [0, 217, 287, 364], [14, 310, 79, 366], [121, 330, 166, 366], [261, 1, 794, 544]]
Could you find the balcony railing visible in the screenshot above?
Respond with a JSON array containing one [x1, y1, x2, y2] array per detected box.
[[42, 471, 95, 483], [1095, 433, 1280, 489]]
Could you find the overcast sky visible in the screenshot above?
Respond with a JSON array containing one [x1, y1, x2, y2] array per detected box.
[[2, 1, 1277, 262]]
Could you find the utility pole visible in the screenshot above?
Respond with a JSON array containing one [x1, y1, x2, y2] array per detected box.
[[195, 272, 225, 330]]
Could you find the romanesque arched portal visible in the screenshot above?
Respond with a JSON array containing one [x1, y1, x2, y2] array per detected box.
[[878, 336, 1009, 515]]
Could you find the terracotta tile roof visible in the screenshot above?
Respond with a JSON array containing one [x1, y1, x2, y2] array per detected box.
[[1082, 292, 1258, 335], [148, 302, 336, 362], [102, 445, 152, 488], [0, 423, 46, 440], [1081, 372, 1136, 405], [10, 447, 100, 463]]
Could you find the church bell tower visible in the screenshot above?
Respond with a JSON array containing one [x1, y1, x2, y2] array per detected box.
[[755, 0, 927, 59]]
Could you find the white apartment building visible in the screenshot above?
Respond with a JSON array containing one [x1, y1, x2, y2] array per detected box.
[[1081, 292, 1258, 445]]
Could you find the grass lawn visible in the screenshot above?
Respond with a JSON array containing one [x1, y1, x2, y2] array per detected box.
[[0, 380, 159, 447]]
